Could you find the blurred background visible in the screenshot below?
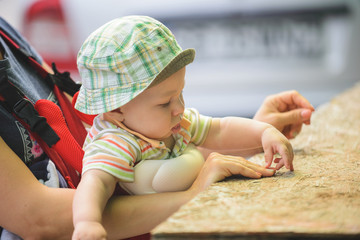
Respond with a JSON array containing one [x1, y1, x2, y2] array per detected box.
[[1, 0, 359, 117]]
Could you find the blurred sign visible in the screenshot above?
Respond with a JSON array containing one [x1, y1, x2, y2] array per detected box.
[[171, 17, 324, 60]]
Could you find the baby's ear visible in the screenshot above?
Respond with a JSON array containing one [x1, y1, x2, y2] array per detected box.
[[103, 108, 125, 122]]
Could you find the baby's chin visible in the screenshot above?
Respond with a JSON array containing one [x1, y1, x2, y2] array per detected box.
[[152, 132, 173, 142]]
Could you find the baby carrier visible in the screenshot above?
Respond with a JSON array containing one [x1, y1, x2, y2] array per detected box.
[[0, 17, 151, 240], [0, 17, 86, 189], [0, 16, 87, 239], [1, 15, 204, 194]]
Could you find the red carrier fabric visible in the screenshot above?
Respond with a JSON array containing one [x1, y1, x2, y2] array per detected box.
[[35, 98, 84, 174]]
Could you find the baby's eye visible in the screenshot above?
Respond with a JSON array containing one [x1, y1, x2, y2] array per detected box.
[[159, 101, 171, 108]]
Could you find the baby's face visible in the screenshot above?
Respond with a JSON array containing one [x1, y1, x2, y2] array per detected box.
[[120, 67, 186, 141]]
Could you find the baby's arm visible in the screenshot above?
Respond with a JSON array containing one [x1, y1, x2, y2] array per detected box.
[[120, 143, 204, 195], [72, 169, 117, 240], [202, 117, 294, 170]]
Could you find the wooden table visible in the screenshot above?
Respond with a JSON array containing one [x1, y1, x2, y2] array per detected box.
[[152, 83, 360, 239]]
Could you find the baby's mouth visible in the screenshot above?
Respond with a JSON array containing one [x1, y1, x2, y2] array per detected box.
[[171, 123, 181, 134]]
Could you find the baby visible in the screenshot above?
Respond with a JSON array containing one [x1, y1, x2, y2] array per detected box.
[[72, 15, 293, 239]]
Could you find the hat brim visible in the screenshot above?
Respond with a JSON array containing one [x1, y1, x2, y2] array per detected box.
[[150, 48, 195, 87]]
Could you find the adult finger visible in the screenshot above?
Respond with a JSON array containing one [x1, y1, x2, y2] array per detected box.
[[282, 125, 292, 139], [278, 108, 313, 127], [301, 108, 313, 125], [203, 153, 260, 184], [279, 90, 315, 110], [221, 155, 275, 177], [229, 162, 263, 179], [289, 123, 303, 139]]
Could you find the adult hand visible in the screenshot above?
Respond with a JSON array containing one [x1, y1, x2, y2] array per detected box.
[[253, 90, 314, 139], [189, 152, 276, 192]]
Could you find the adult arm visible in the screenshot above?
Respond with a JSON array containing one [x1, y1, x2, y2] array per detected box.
[[0, 136, 277, 239], [0, 136, 192, 239], [0, 137, 274, 239], [0, 136, 75, 239]]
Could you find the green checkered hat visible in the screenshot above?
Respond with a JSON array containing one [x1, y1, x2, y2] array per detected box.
[[75, 15, 195, 114]]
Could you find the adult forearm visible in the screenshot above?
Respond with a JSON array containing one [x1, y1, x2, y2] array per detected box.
[[8, 186, 194, 240], [31, 188, 75, 239], [2, 187, 75, 240], [104, 189, 196, 239], [1, 137, 197, 240], [0, 137, 75, 239]]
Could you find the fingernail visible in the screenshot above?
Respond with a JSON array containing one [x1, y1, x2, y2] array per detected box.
[[266, 169, 275, 174], [301, 109, 311, 119]]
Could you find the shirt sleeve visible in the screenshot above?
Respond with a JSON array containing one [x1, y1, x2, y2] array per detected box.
[[82, 131, 140, 182], [184, 108, 212, 146]]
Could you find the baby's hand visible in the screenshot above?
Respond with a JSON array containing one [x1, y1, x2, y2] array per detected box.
[[72, 221, 107, 240], [261, 127, 294, 171]]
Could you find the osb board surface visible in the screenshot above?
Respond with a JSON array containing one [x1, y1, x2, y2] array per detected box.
[[152, 83, 360, 238]]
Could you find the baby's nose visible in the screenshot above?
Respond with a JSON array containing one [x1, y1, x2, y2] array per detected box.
[[173, 95, 185, 116], [178, 94, 185, 107]]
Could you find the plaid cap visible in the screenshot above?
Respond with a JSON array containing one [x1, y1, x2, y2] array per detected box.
[[75, 15, 195, 115]]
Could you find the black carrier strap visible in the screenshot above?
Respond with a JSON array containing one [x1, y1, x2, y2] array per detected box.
[[0, 73, 60, 147], [48, 63, 81, 97]]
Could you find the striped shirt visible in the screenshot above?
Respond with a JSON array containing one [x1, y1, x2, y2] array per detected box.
[[82, 108, 212, 182]]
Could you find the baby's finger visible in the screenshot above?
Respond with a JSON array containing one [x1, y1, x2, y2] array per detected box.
[[263, 147, 274, 169], [277, 145, 294, 171], [275, 160, 285, 170]]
